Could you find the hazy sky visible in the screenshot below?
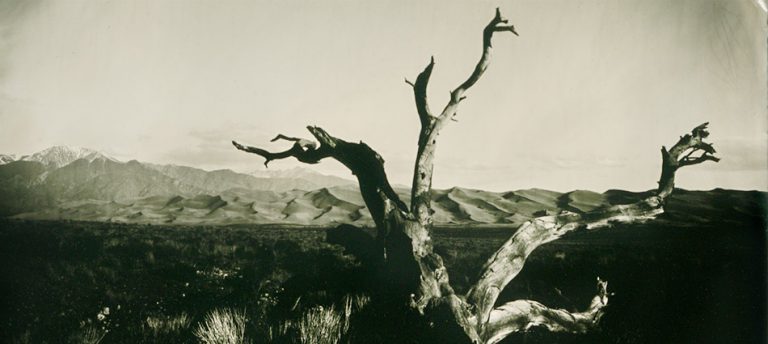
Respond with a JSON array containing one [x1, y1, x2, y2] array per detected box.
[[0, 0, 765, 192]]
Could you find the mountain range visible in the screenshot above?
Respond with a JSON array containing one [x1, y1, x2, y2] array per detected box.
[[0, 146, 764, 227]]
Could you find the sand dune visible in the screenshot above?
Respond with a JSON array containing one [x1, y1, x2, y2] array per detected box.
[[557, 190, 608, 213], [10, 185, 760, 230]]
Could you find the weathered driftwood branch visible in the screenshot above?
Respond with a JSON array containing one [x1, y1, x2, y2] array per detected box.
[[233, 126, 407, 228], [464, 123, 718, 342], [270, 134, 317, 149], [232, 139, 327, 167], [657, 122, 720, 198], [465, 198, 660, 335], [482, 278, 609, 344], [406, 56, 435, 128], [410, 7, 518, 228]]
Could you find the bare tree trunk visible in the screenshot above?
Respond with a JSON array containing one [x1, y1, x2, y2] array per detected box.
[[233, 8, 719, 344]]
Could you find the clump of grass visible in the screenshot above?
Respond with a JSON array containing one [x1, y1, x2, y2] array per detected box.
[[72, 324, 106, 344], [344, 294, 370, 316], [144, 312, 191, 336], [293, 294, 370, 344], [266, 320, 293, 342], [297, 305, 344, 344], [194, 308, 249, 344]]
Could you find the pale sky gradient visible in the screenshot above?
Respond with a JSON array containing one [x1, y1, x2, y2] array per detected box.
[[0, 0, 765, 192]]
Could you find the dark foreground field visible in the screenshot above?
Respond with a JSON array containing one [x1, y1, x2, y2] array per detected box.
[[1, 210, 765, 343]]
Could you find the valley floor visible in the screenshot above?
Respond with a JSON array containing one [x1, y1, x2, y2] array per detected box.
[[0, 217, 765, 343]]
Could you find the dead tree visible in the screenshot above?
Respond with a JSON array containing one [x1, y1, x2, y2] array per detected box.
[[233, 8, 718, 344]]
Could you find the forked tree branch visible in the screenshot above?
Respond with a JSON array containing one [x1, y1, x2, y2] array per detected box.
[[270, 134, 318, 149], [410, 7, 518, 227], [407, 56, 436, 128], [233, 126, 408, 228], [232, 139, 329, 167], [657, 122, 720, 198], [481, 278, 609, 344], [464, 123, 718, 342], [435, 8, 517, 131]]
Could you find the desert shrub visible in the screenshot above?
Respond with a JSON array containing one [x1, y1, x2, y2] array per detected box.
[[71, 323, 106, 344], [144, 312, 191, 336], [194, 308, 249, 344]]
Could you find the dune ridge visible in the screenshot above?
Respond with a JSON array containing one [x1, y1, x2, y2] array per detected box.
[[8, 184, 764, 228]]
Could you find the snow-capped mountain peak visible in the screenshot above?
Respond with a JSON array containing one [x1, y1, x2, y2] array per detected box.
[[20, 146, 117, 168], [0, 154, 15, 165]]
